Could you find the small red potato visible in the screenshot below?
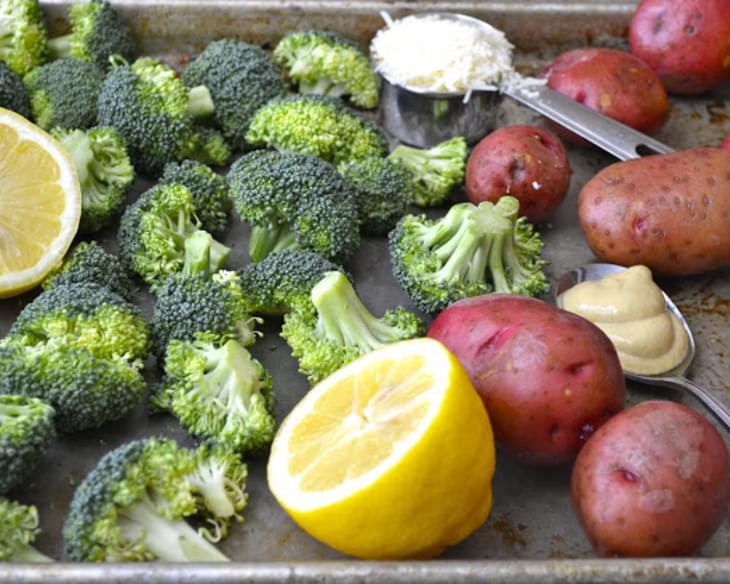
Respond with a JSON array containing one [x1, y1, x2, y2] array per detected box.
[[427, 294, 625, 466], [572, 400, 730, 557], [630, 0, 730, 95], [543, 48, 669, 135], [578, 147, 730, 276], [465, 125, 571, 224]]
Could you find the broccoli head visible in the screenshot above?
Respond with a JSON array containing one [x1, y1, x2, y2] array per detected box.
[[281, 270, 424, 384], [245, 94, 387, 167], [160, 160, 231, 236], [388, 136, 467, 207], [182, 39, 288, 151], [0, 395, 55, 495], [155, 333, 275, 454], [389, 196, 549, 315], [52, 126, 134, 233], [42, 241, 134, 301], [190, 125, 231, 167], [47, 0, 135, 68], [0, 498, 52, 562], [5, 282, 150, 364], [23, 58, 104, 130], [0, 0, 47, 76], [118, 183, 230, 290], [341, 156, 414, 235], [64, 437, 245, 561], [274, 30, 379, 109], [0, 60, 30, 117], [228, 150, 360, 262]]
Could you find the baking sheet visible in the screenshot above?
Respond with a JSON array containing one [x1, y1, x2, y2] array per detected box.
[[1, 1, 730, 581]]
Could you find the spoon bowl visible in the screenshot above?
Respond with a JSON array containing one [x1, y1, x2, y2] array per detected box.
[[554, 262, 730, 431]]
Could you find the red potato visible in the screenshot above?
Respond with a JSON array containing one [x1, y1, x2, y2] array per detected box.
[[572, 400, 730, 557], [630, 0, 730, 95], [465, 125, 571, 224], [427, 294, 625, 466], [543, 48, 669, 137], [722, 133, 730, 151], [578, 147, 730, 276]]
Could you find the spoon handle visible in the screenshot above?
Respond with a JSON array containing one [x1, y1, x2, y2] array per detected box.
[[664, 376, 730, 431], [504, 85, 675, 161]]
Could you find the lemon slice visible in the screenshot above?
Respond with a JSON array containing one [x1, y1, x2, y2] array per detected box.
[[268, 337, 495, 559], [0, 108, 81, 298]]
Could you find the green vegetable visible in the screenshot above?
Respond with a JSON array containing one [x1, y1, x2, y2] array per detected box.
[[388, 137, 467, 207], [0, 60, 30, 117], [23, 58, 104, 130], [389, 196, 549, 315], [0, 395, 55, 495], [47, 0, 134, 68], [227, 150, 360, 263], [281, 270, 424, 384], [245, 94, 387, 167], [52, 126, 134, 234], [0, 0, 47, 76], [182, 39, 288, 150], [0, 499, 51, 562], [273, 30, 378, 109]]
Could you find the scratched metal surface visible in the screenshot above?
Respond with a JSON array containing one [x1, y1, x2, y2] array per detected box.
[[1, 1, 730, 581]]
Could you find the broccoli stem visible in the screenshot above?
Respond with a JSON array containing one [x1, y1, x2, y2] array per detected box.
[[47, 35, 72, 60], [187, 85, 215, 120], [300, 78, 347, 98], [0, 401, 33, 422], [57, 129, 94, 188], [203, 341, 260, 419], [118, 490, 228, 562], [311, 271, 399, 350], [248, 224, 299, 263], [183, 231, 215, 276], [10, 545, 53, 563]]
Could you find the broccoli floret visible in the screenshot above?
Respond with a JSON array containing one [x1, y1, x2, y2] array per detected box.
[[189, 125, 231, 167], [245, 94, 387, 167], [340, 156, 414, 235], [47, 0, 134, 68], [274, 30, 379, 109], [160, 160, 231, 236], [388, 137, 467, 207], [4, 282, 150, 365], [42, 241, 134, 301], [155, 334, 275, 454], [0, 343, 145, 432], [389, 197, 549, 315], [182, 39, 288, 151], [52, 126, 134, 233], [0, 0, 47, 76], [281, 270, 424, 384], [63, 437, 232, 561], [0, 60, 30, 117], [23, 58, 104, 130], [118, 183, 230, 290], [239, 249, 344, 316], [152, 270, 259, 359], [97, 57, 218, 176], [0, 395, 55, 495], [228, 150, 360, 262], [0, 499, 52, 562]]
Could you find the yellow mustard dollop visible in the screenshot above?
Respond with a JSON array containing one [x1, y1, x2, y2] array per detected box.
[[559, 265, 689, 375]]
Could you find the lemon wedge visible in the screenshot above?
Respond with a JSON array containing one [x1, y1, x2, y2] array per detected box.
[[0, 108, 81, 298], [267, 337, 495, 559]]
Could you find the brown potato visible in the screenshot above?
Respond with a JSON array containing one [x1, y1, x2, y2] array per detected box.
[[578, 147, 730, 276], [572, 400, 730, 557]]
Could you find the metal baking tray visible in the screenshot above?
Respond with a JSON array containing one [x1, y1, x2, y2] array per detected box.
[[2, 1, 730, 581]]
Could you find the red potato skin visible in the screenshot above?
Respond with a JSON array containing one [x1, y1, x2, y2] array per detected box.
[[465, 125, 572, 224], [572, 401, 730, 557], [578, 147, 730, 276], [543, 48, 669, 137], [427, 295, 625, 466], [629, 0, 730, 95], [722, 133, 730, 151]]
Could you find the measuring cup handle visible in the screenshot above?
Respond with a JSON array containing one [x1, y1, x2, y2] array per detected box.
[[664, 376, 730, 432], [503, 85, 675, 161]]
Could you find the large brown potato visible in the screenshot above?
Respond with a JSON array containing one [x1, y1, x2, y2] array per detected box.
[[427, 294, 625, 466], [572, 400, 730, 557], [578, 147, 730, 276], [543, 48, 669, 136], [630, 0, 730, 95]]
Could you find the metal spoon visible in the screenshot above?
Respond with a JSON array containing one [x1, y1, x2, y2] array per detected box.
[[554, 263, 730, 431]]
